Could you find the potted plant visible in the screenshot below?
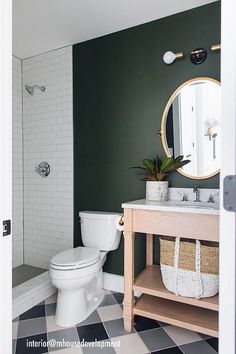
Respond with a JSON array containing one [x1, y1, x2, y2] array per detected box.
[[131, 155, 190, 201]]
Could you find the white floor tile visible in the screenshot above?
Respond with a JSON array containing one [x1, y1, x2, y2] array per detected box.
[[46, 315, 74, 333], [97, 304, 123, 322], [112, 333, 149, 354], [12, 321, 18, 339], [163, 325, 203, 345]]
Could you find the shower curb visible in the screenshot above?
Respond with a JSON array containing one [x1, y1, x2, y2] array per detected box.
[[12, 271, 56, 319]]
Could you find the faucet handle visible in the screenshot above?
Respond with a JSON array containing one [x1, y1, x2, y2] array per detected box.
[[207, 192, 219, 203], [193, 186, 200, 202], [178, 191, 189, 201]]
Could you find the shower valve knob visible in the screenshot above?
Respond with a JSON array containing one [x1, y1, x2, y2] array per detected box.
[[36, 161, 50, 177]]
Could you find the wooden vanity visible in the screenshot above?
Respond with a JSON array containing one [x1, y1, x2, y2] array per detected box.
[[122, 199, 219, 337]]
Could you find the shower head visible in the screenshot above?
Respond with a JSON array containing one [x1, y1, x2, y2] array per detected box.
[[25, 84, 46, 95]]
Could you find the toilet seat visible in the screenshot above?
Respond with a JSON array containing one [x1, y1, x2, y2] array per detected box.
[[50, 246, 100, 270]]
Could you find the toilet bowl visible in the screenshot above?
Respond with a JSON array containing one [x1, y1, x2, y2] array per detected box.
[[49, 211, 122, 327]]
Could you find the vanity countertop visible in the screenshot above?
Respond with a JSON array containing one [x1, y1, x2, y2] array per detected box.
[[122, 199, 219, 215]]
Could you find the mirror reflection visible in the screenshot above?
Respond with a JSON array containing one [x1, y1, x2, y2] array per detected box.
[[162, 78, 221, 179]]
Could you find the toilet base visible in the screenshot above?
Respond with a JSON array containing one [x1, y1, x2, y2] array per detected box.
[[54, 270, 105, 327]]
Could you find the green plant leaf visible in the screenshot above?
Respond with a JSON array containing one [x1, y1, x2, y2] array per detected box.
[[155, 155, 162, 174], [173, 155, 184, 163], [174, 159, 191, 169], [143, 159, 154, 171], [164, 158, 191, 172], [143, 159, 156, 178], [130, 154, 190, 182], [160, 157, 173, 172]]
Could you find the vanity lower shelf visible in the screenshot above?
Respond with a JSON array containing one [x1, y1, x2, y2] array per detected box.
[[133, 265, 219, 311], [134, 294, 218, 337]]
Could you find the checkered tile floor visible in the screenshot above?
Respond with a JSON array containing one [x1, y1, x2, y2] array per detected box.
[[12, 291, 218, 354]]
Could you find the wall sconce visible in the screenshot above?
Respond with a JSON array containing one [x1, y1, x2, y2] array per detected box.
[[163, 44, 221, 65], [163, 51, 184, 64]]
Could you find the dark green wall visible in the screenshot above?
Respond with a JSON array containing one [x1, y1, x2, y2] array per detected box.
[[73, 2, 221, 276]]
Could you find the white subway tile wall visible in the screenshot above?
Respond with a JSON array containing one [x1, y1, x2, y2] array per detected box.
[[22, 46, 73, 269], [12, 56, 24, 268]]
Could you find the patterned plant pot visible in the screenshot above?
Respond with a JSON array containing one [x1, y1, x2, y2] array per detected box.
[[146, 181, 169, 202]]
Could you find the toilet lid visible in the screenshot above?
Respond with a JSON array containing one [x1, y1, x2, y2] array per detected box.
[[50, 247, 100, 269]]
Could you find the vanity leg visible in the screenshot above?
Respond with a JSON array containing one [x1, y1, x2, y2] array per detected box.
[[146, 233, 153, 266], [123, 209, 135, 332]]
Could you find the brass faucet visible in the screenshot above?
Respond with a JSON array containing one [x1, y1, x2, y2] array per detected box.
[[193, 186, 200, 202]]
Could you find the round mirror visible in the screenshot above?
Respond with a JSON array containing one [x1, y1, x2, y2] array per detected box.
[[161, 77, 221, 179]]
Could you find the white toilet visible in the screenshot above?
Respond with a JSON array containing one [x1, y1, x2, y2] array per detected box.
[[49, 211, 122, 327]]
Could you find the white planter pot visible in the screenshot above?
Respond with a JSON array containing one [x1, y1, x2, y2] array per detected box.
[[146, 181, 169, 201]]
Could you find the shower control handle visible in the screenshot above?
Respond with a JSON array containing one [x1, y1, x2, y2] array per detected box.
[[36, 161, 50, 177]]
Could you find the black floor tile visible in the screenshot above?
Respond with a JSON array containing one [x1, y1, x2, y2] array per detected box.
[[152, 347, 183, 354], [206, 337, 218, 352], [134, 315, 160, 332], [180, 340, 217, 354], [112, 292, 124, 304], [77, 322, 109, 342], [19, 305, 46, 321], [16, 333, 48, 354]]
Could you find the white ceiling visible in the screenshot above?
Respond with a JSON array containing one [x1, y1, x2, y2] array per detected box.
[[13, 0, 218, 59]]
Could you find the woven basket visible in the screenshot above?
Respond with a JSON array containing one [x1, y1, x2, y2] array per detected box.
[[160, 236, 219, 298]]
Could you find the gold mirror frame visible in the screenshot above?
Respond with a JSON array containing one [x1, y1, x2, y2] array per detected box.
[[160, 77, 221, 180]]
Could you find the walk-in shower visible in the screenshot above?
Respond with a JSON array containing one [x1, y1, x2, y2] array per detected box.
[[25, 84, 46, 95], [12, 47, 73, 319], [12, 73, 54, 319]]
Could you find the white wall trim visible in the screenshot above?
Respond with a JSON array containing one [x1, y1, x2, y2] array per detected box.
[[103, 272, 124, 293]]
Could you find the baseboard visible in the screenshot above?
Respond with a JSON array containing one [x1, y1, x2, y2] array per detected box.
[[103, 272, 124, 293]]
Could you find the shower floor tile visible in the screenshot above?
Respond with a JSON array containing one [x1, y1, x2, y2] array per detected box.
[[13, 264, 46, 287], [13, 291, 218, 354]]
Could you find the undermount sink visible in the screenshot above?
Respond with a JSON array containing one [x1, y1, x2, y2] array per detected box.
[[174, 204, 215, 210], [182, 205, 213, 209], [167, 201, 219, 210]]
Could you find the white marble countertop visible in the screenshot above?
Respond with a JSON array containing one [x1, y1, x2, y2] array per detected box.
[[122, 199, 219, 215]]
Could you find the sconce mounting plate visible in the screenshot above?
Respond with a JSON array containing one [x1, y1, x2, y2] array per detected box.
[[190, 48, 207, 65]]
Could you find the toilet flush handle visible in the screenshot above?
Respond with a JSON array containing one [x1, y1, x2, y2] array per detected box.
[[119, 215, 124, 226]]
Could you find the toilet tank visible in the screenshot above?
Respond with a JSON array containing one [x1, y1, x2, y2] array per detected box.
[[79, 211, 122, 251]]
